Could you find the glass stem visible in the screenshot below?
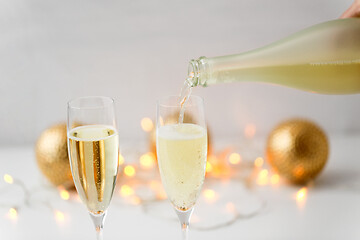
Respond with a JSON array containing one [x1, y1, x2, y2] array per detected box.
[[90, 211, 106, 240], [175, 208, 194, 240], [181, 222, 189, 240]]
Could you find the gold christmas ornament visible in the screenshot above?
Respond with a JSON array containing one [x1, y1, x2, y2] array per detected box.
[[35, 123, 73, 187], [266, 119, 329, 184]]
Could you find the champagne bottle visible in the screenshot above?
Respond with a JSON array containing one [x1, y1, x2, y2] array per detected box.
[[187, 18, 360, 94]]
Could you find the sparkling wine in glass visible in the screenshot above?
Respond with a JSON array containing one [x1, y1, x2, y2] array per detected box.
[[67, 96, 119, 240], [156, 95, 207, 240]]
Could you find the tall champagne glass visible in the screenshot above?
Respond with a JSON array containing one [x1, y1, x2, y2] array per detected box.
[[67, 96, 119, 240], [156, 95, 207, 240]]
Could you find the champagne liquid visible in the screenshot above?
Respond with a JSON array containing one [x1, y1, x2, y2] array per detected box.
[[206, 60, 360, 94], [178, 75, 193, 123], [157, 123, 207, 211], [68, 125, 119, 214], [188, 19, 360, 94]]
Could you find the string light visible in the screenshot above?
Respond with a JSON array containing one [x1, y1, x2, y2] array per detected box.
[[228, 153, 241, 165], [270, 174, 280, 185], [1, 174, 69, 224], [159, 117, 164, 126], [148, 180, 167, 199], [124, 165, 136, 177], [295, 187, 308, 210], [54, 210, 65, 222], [141, 118, 154, 132], [205, 162, 213, 173], [149, 180, 161, 191], [4, 174, 14, 184], [57, 185, 70, 200], [0, 118, 266, 230], [8, 208, 17, 220], [257, 169, 269, 185], [140, 153, 155, 169], [129, 196, 141, 205], [120, 184, 134, 197], [60, 190, 70, 200], [254, 157, 264, 168], [118, 154, 125, 166], [225, 202, 236, 213], [296, 188, 307, 201], [203, 189, 218, 203]]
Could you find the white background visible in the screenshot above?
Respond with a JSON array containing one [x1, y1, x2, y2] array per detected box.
[[1, 0, 359, 146]]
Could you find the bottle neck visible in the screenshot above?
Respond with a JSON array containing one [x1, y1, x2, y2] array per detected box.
[[187, 57, 209, 87]]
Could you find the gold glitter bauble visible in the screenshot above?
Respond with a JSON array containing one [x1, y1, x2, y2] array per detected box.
[[266, 119, 329, 184], [35, 123, 73, 187]]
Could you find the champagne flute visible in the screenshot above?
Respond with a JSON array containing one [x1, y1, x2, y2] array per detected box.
[[156, 95, 207, 240], [67, 96, 119, 240]]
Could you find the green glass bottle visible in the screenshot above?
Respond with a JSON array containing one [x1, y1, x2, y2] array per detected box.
[[187, 18, 360, 94]]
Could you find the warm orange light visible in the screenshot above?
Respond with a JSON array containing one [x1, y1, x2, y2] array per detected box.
[[54, 210, 65, 222], [203, 189, 218, 203], [60, 189, 70, 200], [8, 208, 17, 220], [293, 165, 305, 178], [188, 71, 195, 78], [141, 117, 154, 132], [124, 165, 136, 177], [225, 202, 236, 213], [140, 153, 155, 169], [228, 153, 241, 165], [120, 184, 134, 197], [4, 174, 13, 184], [118, 154, 125, 166], [149, 180, 167, 199], [157, 191, 167, 200], [130, 196, 141, 205], [259, 169, 268, 178], [207, 155, 218, 164], [204, 189, 215, 199], [271, 174, 280, 185], [257, 169, 269, 185], [295, 187, 308, 209], [206, 162, 213, 173], [149, 180, 161, 190], [206, 154, 231, 177], [254, 157, 264, 168], [244, 123, 256, 138], [296, 187, 307, 201], [159, 117, 164, 126]]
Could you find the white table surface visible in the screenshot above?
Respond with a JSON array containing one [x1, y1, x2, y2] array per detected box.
[[1, 135, 360, 240]]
